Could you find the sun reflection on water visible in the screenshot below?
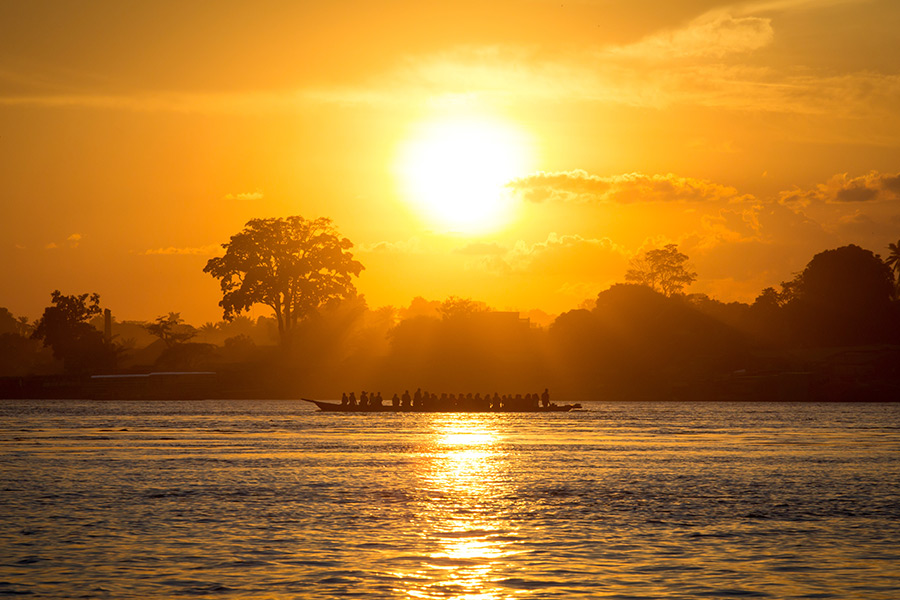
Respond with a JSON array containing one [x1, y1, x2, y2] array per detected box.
[[403, 414, 518, 599]]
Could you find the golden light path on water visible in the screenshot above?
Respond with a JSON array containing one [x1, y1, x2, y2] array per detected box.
[[3, 402, 900, 598], [401, 415, 516, 600]]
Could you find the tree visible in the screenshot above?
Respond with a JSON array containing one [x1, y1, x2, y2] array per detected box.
[[794, 245, 893, 309], [0, 307, 31, 336], [203, 216, 364, 347], [784, 245, 895, 345], [625, 244, 697, 297], [437, 296, 489, 321], [753, 287, 782, 310], [31, 291, 117, 372], [886, 239, 900, 298], [146, 312, 197, 347]]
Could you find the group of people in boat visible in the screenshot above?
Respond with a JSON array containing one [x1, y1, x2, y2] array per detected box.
[[340, 388, 552, 411]]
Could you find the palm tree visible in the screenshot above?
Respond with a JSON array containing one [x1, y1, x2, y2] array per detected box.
[[886, 239, 900, 298]]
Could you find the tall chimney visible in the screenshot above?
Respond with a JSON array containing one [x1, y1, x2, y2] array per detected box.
[[104, 308, 112, 343]]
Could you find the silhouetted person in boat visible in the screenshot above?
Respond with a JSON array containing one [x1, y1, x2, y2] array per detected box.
[[360, 391, 369, 408], [413, 388, 422, 409], [348, 392, 357, 407], [373, 392, 383, 408], [401, 390, 411, 409], [391, 393, 400, 408], [341, 392, 349, 406], [541, 388, 550, 408]]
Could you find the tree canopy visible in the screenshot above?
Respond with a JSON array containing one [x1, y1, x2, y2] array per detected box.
[[782, 244, 895, 345], [624, 244, 697, 297], [794, 244, 893, 309], [203, 216, 364, 347], [437, 296, 489, 321], [146, 312, 197, 347], [31, 291, 116, 372], [886, 239, 900, 298]]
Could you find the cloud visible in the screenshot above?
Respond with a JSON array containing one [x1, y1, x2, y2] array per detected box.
[[42, 234, 82, 250], [682, 200, 838, 284], [471, 232, 626, 275], [834, 211, 899, 240], [453, 241, 507, 256], [607, 13, 774, 60], [734, 0, 872, 15], [780, 171, 900, 207], [358, 238, 422, 253], [510, 232, 625, 259], [508, 170, 753, 204], [224, 190, 264, 201], [0, 89, 311, 113], [2, 36, 898, 144], [143, 244, 220, 256], [0, 0, 895, 153]]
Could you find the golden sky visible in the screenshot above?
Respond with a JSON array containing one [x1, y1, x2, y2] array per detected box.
[[2, 0, 899, 323]]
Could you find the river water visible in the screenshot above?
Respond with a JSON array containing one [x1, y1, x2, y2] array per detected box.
[[1, 400, 899, 599]]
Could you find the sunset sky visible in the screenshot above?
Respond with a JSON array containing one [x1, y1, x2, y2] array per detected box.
[[2, 0, 899, 324]]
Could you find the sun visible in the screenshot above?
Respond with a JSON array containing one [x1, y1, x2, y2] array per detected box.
[[396, 116, 533, 234]]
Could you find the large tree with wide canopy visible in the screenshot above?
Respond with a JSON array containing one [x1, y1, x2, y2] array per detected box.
[[204, 216, 364, 347]]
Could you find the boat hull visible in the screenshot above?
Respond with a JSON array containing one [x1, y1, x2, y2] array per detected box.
[[301, 398, 581, 413]]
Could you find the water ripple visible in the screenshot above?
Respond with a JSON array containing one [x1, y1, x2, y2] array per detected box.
[[1, 400, 899, 599]]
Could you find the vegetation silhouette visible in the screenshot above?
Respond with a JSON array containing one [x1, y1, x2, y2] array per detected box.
[[885, 239, 900, 298], [2, 232, 900, 402], [203, 216, 363, 349], [0, 308, 43, 377], [384, 302, 542, 392], [625, 244, 697, 297], [549, 284, 750, 400], [780, 245, 896, 346], [30, 291, 118, 373], [146, 312, 197, 347]]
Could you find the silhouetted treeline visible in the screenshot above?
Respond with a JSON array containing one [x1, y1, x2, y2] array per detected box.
[[2, 243, 900, 401]]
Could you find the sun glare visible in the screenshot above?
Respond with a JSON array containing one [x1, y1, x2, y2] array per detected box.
[[397, 116, 533, 234]]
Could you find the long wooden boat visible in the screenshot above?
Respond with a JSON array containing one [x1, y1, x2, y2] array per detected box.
[[301, 398, 582, 413]]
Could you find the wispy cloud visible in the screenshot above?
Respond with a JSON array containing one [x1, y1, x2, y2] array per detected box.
[[453, 241, 507, 255], [0, 86, 398, 113], [142, 244, 220, 256], [469, 232, 627, 276], [509, 233, 625, 260], [780, 171, 900, 207], [224, 190, 264, 201], [358, 238, 422, 253], [0, 0, 895, 146], [606, 13, 774, 59], [43, 233, 82, 250], [509, 171, 753, 204], [733, 0, 872, 15]]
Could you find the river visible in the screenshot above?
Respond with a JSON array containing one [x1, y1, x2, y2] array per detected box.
[[1, 400, 898, 598]]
